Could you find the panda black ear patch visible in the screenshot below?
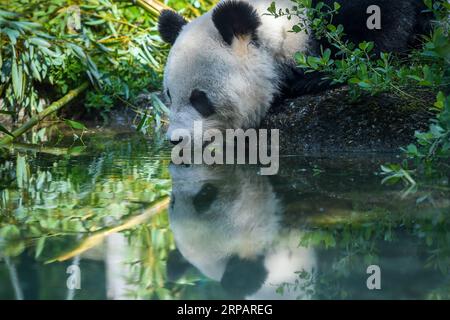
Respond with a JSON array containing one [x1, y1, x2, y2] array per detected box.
[[212, 0, 261, 46], [158, 10, 188, 45]]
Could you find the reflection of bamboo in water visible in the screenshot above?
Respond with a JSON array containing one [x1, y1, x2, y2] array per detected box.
[[8, 143, 85, 156], [4, 256, 24, 300], [48, 197, 169, 263]]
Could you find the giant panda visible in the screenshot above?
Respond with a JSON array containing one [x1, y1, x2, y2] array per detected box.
[[158, 0, 431, 141], [167, 164, 317, 299]]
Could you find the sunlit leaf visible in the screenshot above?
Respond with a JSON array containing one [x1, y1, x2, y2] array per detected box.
[[65, 119, 87, 130]]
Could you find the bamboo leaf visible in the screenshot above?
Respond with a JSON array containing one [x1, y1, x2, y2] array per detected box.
[[68, 145, 87, 155], [11, 57, 22, 99], [29, 37, 51, 48], [137, 112, 148, 132], [65, 119, 86, 130], [30, 60, 42, 82], [35, 236, 46, 258], [0, 110, 15, 116], [3, 28, 20, 45]]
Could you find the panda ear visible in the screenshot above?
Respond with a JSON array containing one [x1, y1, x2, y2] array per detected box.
[[212, 0, 261, 46], [158, 10, 188, 45]]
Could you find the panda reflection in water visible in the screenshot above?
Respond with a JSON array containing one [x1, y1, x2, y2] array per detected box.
[[167, 164, 317, 299], [158, 0, 431, 141], [167, 163, 447, 299]]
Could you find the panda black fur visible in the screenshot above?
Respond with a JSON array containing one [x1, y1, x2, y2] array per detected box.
[[158, 0, 432, 138], [281, 0, 433, 97]]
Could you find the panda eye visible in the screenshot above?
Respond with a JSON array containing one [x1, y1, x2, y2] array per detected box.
[[189, 89, 215, 118], [192, 183, 218, 214], [166, 89, 172, 103]]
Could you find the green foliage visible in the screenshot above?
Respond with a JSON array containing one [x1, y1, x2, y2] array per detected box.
[[268, 0, 450, 167], [406, 92, 450, 161], [0, 129, 219, 299], [0, 9, 97, 121], [0, 0, 215, 134], [0, 132, 172, 257], [279, 203, 450, 299], [167, 0, 216, 17]]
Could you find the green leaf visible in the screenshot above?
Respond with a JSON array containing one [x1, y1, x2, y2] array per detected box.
[[11, 58, 23, 99], [434, 91, 446, 110], [40, 47, 60, 58], [357, 81, 371, 89], [30, 60, 42, 82], [35, 236, 46, 258], [29, 37, 51, 48], [3, 28, 20, 45], [292, 25, 302, 33], [65, 119, 86, 130], [68, 145, 87, 155], [137, 112, 148, 132], [84, 19, 106, 26], [151, 94, 170, 115], [327, 24, 336, 32]]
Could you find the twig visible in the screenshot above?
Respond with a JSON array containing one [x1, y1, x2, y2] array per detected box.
[[8, 142, 73, 156], [0, 82, 89, 147]]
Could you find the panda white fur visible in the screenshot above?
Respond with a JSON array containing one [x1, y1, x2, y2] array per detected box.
[[167, 164, 317, 299], [158, 0, 431, 141]]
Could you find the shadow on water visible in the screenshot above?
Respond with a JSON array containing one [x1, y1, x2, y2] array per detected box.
[[0, 128, 449, 299]]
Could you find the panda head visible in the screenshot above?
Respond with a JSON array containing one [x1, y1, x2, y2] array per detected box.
[[158, 1, 280, 142]]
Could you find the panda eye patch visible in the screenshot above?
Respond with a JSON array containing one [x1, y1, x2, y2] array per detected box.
[[193, 183, 218, 214], [166, 89, 171, 102], [189, 89, 215, 118]]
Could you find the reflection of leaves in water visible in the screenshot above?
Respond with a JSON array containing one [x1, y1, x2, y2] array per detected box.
[[2, 130, 450, 299], [0, 131, 214, 299], [281, 203, 450, 299], [0, 133, 171, 257]]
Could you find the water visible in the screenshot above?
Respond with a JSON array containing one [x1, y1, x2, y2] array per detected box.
[[0, 127, 449, 300]]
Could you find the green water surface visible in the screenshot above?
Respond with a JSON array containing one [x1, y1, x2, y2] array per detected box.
[[0, 127, 449, 300]]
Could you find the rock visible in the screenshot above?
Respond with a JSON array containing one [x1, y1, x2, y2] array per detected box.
[[261, 86, 435, 154]]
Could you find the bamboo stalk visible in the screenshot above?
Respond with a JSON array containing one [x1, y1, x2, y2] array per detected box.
[[8, 143, 72, 156], [132, 0, 171, 15], [8, 142, 87, 156], [0, 82, 89, 147]]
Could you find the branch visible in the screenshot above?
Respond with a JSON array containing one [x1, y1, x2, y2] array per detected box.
[[0, 82, 89, 147], [131, 0, 171, 15]]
